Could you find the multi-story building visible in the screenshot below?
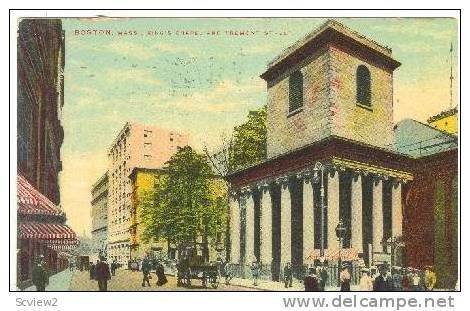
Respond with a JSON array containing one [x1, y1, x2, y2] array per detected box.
[[17, 18, 65, 205], [107, 122, 189, 264], [226, 20, 458, 289], [90, 172, 109, 261], [16, 19, 77, 288]]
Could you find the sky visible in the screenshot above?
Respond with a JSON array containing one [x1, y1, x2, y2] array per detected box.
[[58, 17, 458, 236]]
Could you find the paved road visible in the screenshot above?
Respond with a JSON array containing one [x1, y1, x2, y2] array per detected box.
[[69, 269, 259, 291]]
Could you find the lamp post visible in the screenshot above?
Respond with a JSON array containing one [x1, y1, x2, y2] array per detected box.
[[335, 219, 346, 286]]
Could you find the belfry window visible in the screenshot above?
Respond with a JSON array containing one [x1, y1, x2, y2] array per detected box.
[[288, 70, 303, 113], [356, 65, 371, 106]]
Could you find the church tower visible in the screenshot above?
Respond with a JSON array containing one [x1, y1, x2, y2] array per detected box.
[[261, 20, 401, 159]]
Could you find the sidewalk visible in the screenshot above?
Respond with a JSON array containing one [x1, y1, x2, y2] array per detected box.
[[24, 269, 74, 291], [228, 277, 360, 291]]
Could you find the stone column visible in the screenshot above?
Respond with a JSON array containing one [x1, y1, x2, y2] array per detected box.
[[303, 178, 314, 261], [245, 192, 255, 264], [229, 194, 240, 264], [391, 182, 403, 238], [372, 178, 384, 254], [351, 174, 363, 253], [280, 181, 291, 266], [260, 186, 272, 265], [327, 171, 340, 250]]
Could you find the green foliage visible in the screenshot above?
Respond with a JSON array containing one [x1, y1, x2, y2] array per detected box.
[[139, 146, 228, 250], [229, 105, 267, 171]]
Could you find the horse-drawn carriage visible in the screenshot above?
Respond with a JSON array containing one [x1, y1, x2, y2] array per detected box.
[[176, 243, 220, 289]]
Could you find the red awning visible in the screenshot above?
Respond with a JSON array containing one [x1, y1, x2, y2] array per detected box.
[[18, 223, 77, 240], [305, 248, 359, 263], [17, 174, 64, 217]]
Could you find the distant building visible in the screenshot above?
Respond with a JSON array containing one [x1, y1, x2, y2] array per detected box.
[[106, 122, 189, 264], [427, 107, 458, 135], [16, 19, 77, 289], [90, 172, 109, 261]]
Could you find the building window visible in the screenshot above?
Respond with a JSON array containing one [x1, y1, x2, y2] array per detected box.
[[288, 70, 303, 113], [356, 65, 371, 106], [144, 154, 152, 160]]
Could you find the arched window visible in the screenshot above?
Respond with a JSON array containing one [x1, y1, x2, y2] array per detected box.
[[288, 70, 303, 113], [356, 65, 371, 106]]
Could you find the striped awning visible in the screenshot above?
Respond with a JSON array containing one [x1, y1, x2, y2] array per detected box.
[[18, 223, 77, 240], [305, 248, 359, 263], [17, 174, 64, 216]]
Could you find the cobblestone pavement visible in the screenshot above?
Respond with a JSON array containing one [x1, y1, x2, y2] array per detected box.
[[69, 269, 259, 291]]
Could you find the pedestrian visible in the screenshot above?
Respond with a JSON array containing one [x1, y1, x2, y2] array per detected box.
[[111, 260, 117, 276], [271, 258, 278, 282], [224, 261, 233, 285], [32, 255, 49, 292], [95, 256, 111, 291], [304, 267, 320, 291], [89, 261, 96, 280], [284, 262, 293, 288], [250, 259, 260, 286], [319, 263, 328, 291], [141, 257, 152, 287], [373, 264, 391, 291], [359, 268, 373, 291], [156, 261, 168, 286], [424, 266, 437, 291], [411, 270, 421, 291], [391, 267, 403, 291], [339, 263, 351, 291]]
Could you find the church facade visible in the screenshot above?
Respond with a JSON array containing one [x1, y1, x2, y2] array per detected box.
[[226, 20, 458, 287]]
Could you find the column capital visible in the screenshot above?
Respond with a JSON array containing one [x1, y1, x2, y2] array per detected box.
[[274, 175, 289, 189]]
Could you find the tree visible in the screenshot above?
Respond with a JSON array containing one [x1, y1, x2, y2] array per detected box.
[[228, 105, 267, 171], [139, 146, 227, 261]]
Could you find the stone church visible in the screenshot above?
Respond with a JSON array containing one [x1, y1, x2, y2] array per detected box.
[[226, 20, 458, 287]]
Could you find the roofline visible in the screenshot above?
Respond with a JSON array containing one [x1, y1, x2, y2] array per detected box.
[[261, 20, 401, 82], [226, 135, 413, 178], [107, 122, 131, 155], [91, 171, 108, 191]]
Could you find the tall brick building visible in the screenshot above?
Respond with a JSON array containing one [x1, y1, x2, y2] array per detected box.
[[106, 123, 189, 264], [16, 19, 77, 289], [17, 19, 65, 205], [226, 20, 458, 288]]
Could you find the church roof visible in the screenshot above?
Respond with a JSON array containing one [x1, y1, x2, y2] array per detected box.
[[392, 119, 457, 158], [261, 19, 401, 81]]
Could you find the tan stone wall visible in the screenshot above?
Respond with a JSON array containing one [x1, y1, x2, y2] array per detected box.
[[266, 50, 331, 158], [329, 46, 394, 148], [266, 45, 395, 159]]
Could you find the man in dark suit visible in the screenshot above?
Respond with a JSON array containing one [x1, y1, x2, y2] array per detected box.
[[32, 255, 49, 291], [373, 264, 392, 291], [95, 257, 111, 291], [304, 267, 320, 291]]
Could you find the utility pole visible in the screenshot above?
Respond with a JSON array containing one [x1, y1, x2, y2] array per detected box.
[[449, 42, 454, 109]]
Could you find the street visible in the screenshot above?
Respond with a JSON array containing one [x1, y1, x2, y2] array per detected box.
[[69, 269, 259, 291]]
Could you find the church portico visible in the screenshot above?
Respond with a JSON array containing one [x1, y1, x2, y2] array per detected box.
[[227, 154, 412, 280]]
